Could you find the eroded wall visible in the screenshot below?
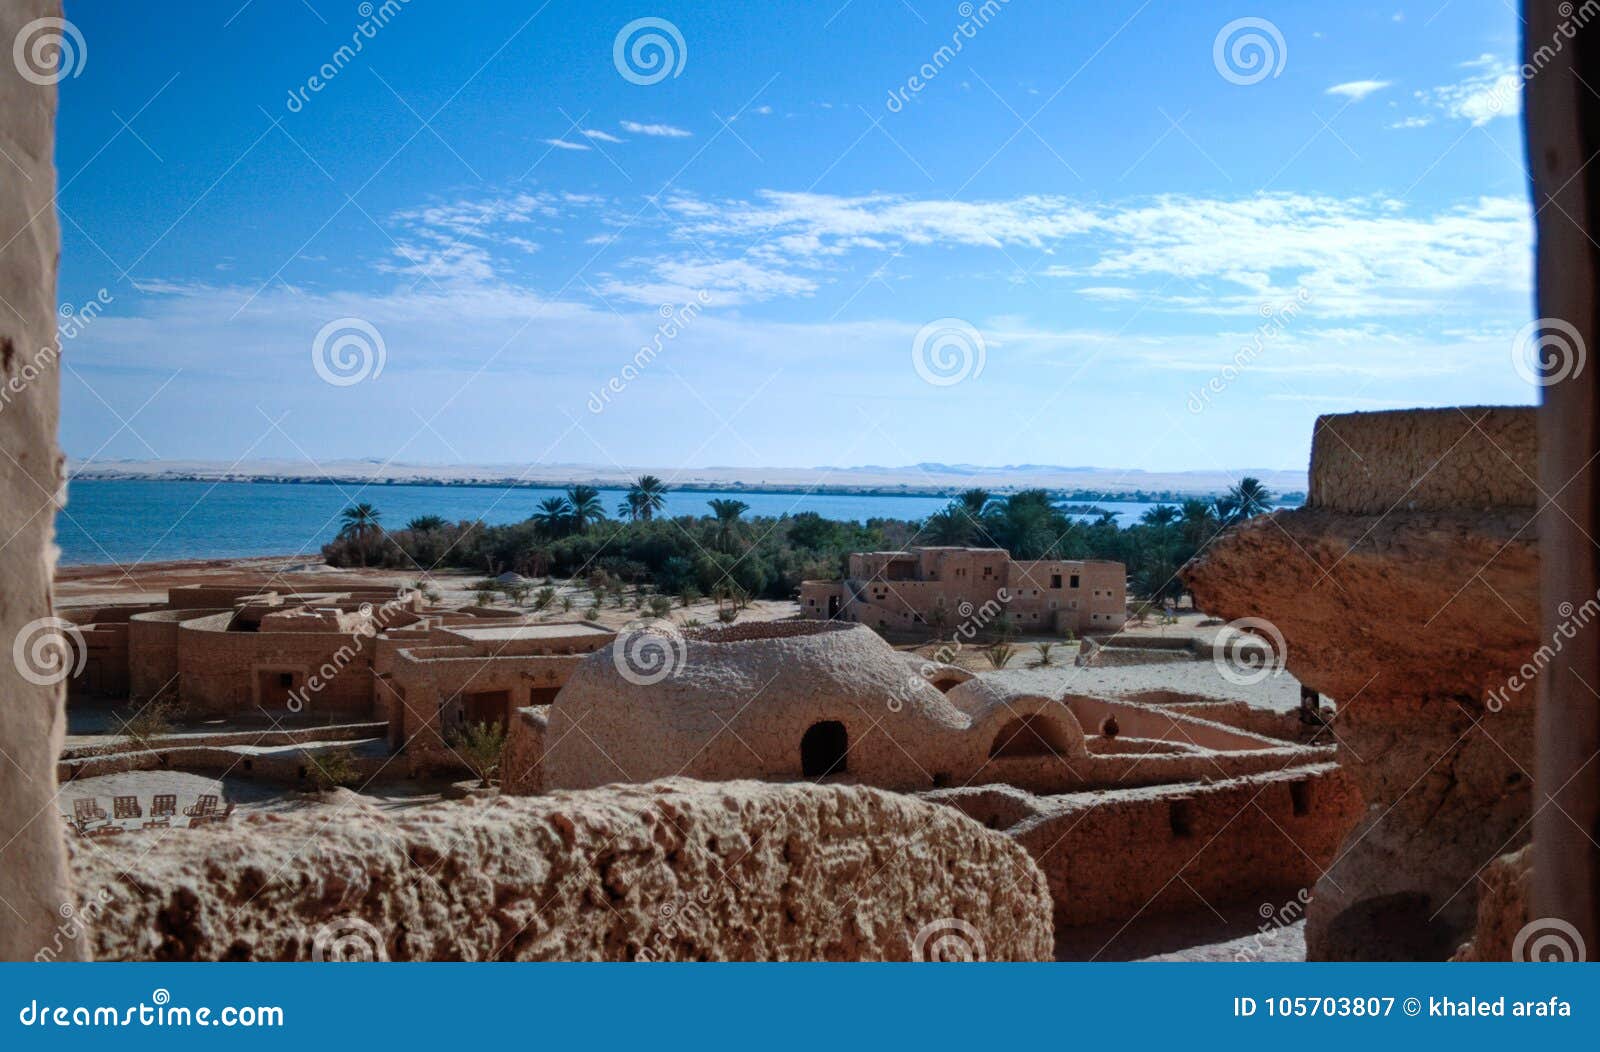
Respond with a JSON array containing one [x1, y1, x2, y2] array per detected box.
[[71, 780, 1055, 962], [0, 0, 77, 961]]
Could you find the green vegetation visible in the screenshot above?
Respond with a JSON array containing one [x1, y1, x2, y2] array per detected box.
[[322, 479, 1276, 604], [308, 746, 361, 791], [449, 720, 507, 789], [115, 696, 181, 748]]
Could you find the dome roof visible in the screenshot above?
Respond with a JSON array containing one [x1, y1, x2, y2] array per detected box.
[[545, 621, 972, 791]]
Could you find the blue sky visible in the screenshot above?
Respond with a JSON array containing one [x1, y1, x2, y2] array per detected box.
[[50, 0, 1533, 474]]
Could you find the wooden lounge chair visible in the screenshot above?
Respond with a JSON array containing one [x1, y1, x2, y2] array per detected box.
[[71, 797, 107, 827], [184, 794, 218, 817], [150, 794, 177, 818], [112, 795, 142, 820], [84, 824, 124, 839], [190, 800, 238, 829]]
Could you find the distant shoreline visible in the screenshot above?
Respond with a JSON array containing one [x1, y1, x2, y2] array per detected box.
[[66, 474, 1307, 505]]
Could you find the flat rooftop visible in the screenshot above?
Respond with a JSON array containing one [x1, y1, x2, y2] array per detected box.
[[440, 623, 614, 643]]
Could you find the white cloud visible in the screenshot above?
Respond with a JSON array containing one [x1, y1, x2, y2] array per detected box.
[[620, 120, 692, 138], [1388, 115, 1433, 129], [600, 258, 820, 306], [540, 138, 591, 151], [378, 192, 568, 284], [1416, 55, 1520, 125], [632, 189, 1529, 316], [580, 128, 625, 143], [1327, 79, 1391, 101]]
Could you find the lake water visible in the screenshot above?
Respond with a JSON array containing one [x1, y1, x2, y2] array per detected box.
[[56, 479, 1193, 566]]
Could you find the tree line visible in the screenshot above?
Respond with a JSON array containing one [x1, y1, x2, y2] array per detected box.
[[322, 475, 1276, 602]]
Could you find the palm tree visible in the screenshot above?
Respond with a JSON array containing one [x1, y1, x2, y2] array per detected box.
[[1140, 504, 1180, 529], [707, 498, 749, 553], [1223, 477, 1274, 524], [1178, 499, 1219, 547], [923, 504, 974, 545], [337, 503, 382, 565], [628, 475, 668, 521], [617, 491, 646, 521], [957, 488, 991, 522], [565, 485, 606, 531], [405, 514, 447, 532], [994, 489, 1059, 559], [532, 496, 573, 537]]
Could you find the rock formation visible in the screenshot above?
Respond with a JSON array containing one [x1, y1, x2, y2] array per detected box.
[[1185, 406, 1540, 959], [0, 0, 80, 962], [69, 780, 1054, 961], [1451, 846, 1532, 962]]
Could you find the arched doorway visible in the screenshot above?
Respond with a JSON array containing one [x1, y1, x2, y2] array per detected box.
[[801, 720, 849, 777], [988, 714, 1071, 758]]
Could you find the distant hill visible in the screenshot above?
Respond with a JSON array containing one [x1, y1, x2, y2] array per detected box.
[[66, 458, 1307, 500]]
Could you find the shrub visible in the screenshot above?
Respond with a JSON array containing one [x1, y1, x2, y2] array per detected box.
[[648, 595, 673, 618], [1034, 642, 1056, 667], [986, 643, 1017, 668], [308, 746, 360, 791], [449, 720, 507, 788], [115, 696, 180, 748]]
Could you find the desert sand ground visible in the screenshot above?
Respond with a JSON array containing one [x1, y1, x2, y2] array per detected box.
[[55, 555, 799, 630]]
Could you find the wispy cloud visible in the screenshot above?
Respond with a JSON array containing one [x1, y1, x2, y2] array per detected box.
[[613, 189, 1531, 315], [580, 128, 625, 143], [540, 137, 591, 151], [620, 120, 692, 138], [1326, 79, 1390, 101], [1415, 54, 1519, 125]]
